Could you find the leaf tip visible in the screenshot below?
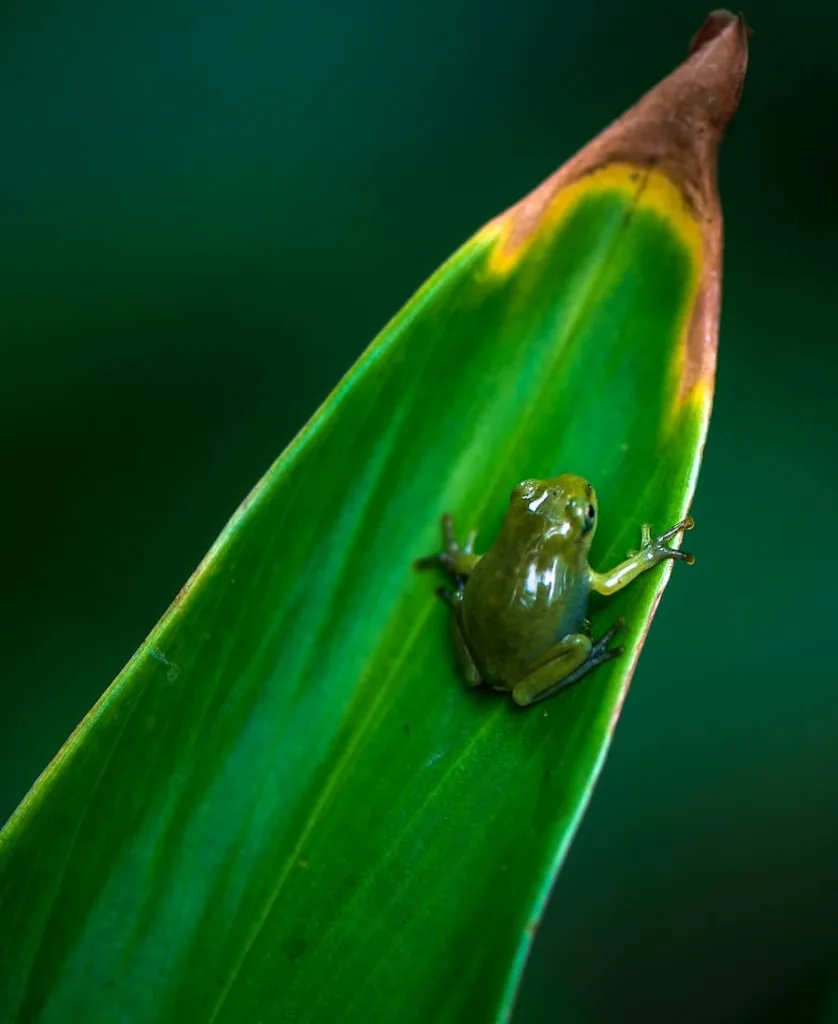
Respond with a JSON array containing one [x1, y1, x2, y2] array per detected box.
[[583, 8, 749, 208], [688, 10, 753, 59], [483, 11, 749, 275]]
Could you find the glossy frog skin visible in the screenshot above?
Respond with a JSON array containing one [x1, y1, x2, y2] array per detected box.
[[416, 474, 694, 706]]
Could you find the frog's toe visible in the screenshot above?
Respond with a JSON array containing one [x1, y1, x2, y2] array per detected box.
[[650, 515, 696, 565], [414, 552, 446, 572], [591, 617, 624, 658], [441, 513, 459, 551], [657, 515, 695, 543]]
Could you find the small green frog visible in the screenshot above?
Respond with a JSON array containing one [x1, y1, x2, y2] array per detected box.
[[416, 474, 694, 706]]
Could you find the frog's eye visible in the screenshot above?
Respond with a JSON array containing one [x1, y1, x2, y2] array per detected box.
[[587, 504, 596, 520]]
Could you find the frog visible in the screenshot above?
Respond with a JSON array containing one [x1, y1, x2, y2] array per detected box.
[[416, 474, 694, 706]]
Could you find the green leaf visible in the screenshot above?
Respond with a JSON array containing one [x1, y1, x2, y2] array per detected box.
[[0, 13, 748, 1023]]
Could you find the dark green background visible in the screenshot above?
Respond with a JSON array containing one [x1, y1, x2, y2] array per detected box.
[[2, 1, 837, 1021]]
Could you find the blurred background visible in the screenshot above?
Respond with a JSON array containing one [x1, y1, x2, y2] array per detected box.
[[2, 1, 837, 1021]]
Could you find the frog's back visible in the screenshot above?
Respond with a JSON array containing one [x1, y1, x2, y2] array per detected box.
[[462, 535, 590, 685]]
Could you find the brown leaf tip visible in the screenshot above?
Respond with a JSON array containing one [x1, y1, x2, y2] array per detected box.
[[484, 9, 750, 279], [689, 11, 753, 57], [679, 11, 750, 137]]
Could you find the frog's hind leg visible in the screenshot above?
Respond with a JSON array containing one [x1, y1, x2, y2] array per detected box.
[[512, 619, 625, 707], [436, 589, 483, 687], [452, 616, 483, 687]]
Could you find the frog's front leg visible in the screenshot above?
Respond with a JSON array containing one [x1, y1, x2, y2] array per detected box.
[[511, 620, 624, 707], [415, 513, 482, 591], [590, 515, 695, 596]]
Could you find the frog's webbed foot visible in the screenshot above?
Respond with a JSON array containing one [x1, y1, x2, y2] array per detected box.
[[414, 513, 482, 590], [590, 617, 625, 662], [512, 619, 625, 707], [560, 617, 624, 691], [633, 515, 695, 565]]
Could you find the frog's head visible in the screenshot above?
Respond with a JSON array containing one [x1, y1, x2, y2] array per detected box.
[[512, 474, 598, 547]]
